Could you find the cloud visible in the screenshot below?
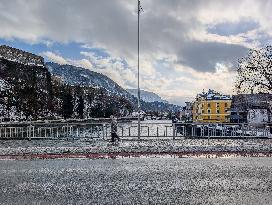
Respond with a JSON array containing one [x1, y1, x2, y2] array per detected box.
[[1, 0, 272, 105], [41, 51, 68, 65], [42, 50, 138, 88], [207, 19, 259, 36], [42, 51, 94, 71], [177, 41, 248, 72]]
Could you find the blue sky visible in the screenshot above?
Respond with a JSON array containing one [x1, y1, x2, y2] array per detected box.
[[0, 0, 271, 105], [0, 38, 110, 62]]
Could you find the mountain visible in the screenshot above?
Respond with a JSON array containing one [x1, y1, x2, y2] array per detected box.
[[46, 62, 182, 113], [0, 46, 132, 121], [127, 89, 168, 103], [46, 62, 134, 101], [0, 46, 54, 120], [0, 45, 182, 122], [140, 101, 180, 112]]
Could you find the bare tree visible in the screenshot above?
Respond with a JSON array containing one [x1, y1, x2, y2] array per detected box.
[[235, 46, 272, 94]]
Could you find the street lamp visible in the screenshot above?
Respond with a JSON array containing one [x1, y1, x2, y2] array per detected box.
[[137, 0, 143, 140]]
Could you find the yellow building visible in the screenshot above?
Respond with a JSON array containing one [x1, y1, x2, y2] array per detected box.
[[193, 89, 232, 123]]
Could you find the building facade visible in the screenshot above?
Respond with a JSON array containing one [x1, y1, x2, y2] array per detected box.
[[180, 102, 193, 122], [193, 89, 232, 123], [230, 94, 272, 123]]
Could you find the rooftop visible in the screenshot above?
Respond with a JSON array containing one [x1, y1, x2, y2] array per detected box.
[[196, 89, 231, 100]]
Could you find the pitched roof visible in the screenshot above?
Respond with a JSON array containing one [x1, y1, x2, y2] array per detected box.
[[197, 89, 231, 100]]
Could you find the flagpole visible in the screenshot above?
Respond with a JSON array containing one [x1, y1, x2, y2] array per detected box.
[[137, 0, 141, 140]]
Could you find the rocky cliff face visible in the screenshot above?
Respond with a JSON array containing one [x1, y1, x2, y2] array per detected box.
[[0, 45, 44, 66], [0, 57, 54, 120]]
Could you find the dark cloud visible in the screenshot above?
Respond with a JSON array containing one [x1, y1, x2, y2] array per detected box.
[[0, 0, 253, 71], [0, 0, 271, 104], [177, 41, 248, 72]]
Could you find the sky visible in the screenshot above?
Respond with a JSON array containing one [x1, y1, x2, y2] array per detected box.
[[0, 0, 272, 106]]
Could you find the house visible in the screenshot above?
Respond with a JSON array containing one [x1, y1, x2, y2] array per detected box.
[[192, 89, 232, 123], [230, 94, 272, 123]]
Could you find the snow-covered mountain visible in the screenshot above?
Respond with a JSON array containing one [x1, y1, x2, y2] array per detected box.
[[46, 62, 181, 112], [127, 89, 168, 103], [0, 46, 182, 122], [0, 46, 134, 121], [0, 45, 44, 66], [46, 62, 134, 101], [0, 54, 55, 121]]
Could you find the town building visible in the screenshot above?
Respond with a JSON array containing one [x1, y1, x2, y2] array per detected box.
[[180, 102, 193, 122], [230, 94, 272, 123], [192, 89, 232, 123]]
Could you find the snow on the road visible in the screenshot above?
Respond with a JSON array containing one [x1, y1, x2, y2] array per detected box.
[[0, 157, 271, 204]]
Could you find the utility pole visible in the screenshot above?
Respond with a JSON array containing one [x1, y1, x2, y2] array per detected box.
[[137, 0, 143, 140]]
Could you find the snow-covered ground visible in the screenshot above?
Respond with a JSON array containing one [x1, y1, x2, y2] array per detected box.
[[0, 138, 272, 156]]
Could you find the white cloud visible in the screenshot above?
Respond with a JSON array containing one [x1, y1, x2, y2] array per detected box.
[[41, 51, 68, 65], [1, 0, 272, 105], [42, 51, 94, 70], [73, 59, 93, 70]]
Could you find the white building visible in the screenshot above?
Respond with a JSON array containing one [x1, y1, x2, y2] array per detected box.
[[247, 109, 269, 123]]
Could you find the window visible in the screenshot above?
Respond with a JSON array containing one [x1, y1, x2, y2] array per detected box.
[[207, 103, 211, 107], [207, 109, 211, 114], [216, 109, 220, 114], [216, 103, 220, 107], [202, 110, 204, 114], [208, 116, 211, 120], [225, 103, 228, 107]]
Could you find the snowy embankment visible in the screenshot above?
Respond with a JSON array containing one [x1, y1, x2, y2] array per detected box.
[[0, 139, 272, 157]]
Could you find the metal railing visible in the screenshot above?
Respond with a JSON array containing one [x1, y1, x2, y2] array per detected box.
[[0, 122, 271, 140], [173, 123, 272, 138], [0, 123, 107, 140]]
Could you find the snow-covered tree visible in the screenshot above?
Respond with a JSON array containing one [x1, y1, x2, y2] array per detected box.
[[235, 46, 272, 94]]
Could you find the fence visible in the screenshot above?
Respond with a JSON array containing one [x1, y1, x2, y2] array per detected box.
[[0, 122, 272, 140], [0, 123, 107, 140]]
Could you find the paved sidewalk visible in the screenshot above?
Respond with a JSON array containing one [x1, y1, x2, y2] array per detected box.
[[0, 139, 272, 158]]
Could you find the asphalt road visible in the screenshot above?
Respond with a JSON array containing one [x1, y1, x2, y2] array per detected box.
[[0, 157, 272, 205]]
